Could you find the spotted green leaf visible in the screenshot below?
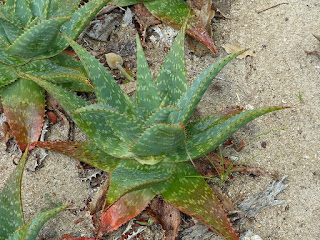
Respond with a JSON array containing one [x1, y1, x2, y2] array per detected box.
[[169, 50, 246, 125], [136, 34, 161, 117], [187, 106, 287, 159], [7, 17, 70, 58], [130, 123, 186, 157], [151, 162, 239, 240], [0, 148, 67, 240]]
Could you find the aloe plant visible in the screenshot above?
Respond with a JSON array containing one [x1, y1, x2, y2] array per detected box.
[[0, 0, 112, 151], [0, 147, 67, 240], [25, 21, 286, 239]]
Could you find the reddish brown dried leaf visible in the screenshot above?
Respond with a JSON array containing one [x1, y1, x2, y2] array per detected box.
[[1, 79, 45, 151], [97, 189, 155, 236], [147, 196, 181, 240]]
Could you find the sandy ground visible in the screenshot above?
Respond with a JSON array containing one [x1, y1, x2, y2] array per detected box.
[[1, 0, 319, 239]]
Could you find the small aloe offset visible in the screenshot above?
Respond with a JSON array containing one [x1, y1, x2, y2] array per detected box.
[[0, 148, 67, 240], [0, 0, 111, 150], [29, 21, 286, 239]]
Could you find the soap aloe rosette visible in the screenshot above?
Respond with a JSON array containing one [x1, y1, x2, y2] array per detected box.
[[25, 22, 285, 239], [0, 0, 113, 150]]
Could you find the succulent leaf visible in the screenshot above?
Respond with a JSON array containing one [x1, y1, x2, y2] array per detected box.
[[1, 79, 45, 151], [0, 63, 18, 88], [170, 50, 246, 125], [0, 17, 24, 43], [186, 106, 243, 135], [107, 160, 173, 204], [144, 106, 181, 126], [155, 18, 188, 106], [28, 0, 50, 19], [136, 34, 161, 117], [151, 162, 239, 240], [35, 141, 120, 172], [187, 106, 286, 159], [0, 149, 28, 239], [64, 35, 141, 121], [7, 17, 70, 57], [47, 0, 81, 18], [75, 104, 143, 144], [8, 204, 67, 240], [17, 58, 92, 92], [8, 0, 33, 27], [98, 189, 155, 234], [130, 123, 186, 157]]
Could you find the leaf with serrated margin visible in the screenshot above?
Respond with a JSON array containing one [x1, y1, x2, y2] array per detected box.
[[50, 52, 86, 74], [130, 123, 186, 157], [98, 189, 155, 234], [1, 79, 45, 151], [112, 0, 154, 6], [0, 149, 28, 239], [20, 72, 87, 113], [28, 0, 50, 19], [8, 204, 67, 240], [0, 17, 23, 43], [152, 162, 239, 240], [47, 0, 81, 18], [136, 34, 161, 116], [186, 106, 243, 135], [144, 0, 217, 54], [64, 35, 141, 121], [107, 160, 173, 204], [61, 0, 110, 40], [145, 106, 180, 126], [0, 48, 29, 66], [187, 106, 287, 159], [9, 0, 32, 27], [17, 59, 92, 92], [7, 17, 70, 58], [0, 63, 18, 88], [156, 17, 188, 106], [36, 141, 120, 172], [75, 104, 143, 144], [169, 50, 246, 125]]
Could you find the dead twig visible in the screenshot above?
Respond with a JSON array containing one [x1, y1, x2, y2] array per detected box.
[[257, 3, 289, 14]]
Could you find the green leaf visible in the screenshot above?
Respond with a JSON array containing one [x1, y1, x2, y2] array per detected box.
[[98, 189, 155, 234], [21, 72, 87, 113], [136, 34, 161, 116], [17, 59, 92, 92], [187, 106, 286, 159], [61, 0, 111, 40], [170, 51, 246, 125], [112, 0, 155, 6], [130, 123, 186, 157], [144, 106, 180, 126], [1, 79, 45, 151], [152, 162, 239, 240], [36, 141, 120, 172], [155, 18, 188, 106], [0, 63, 18, 88], [8, 204, 67, 240], [7, 17, 70, 58], [0, 48, 30, 66], [186, 106, 243, 135], [0, 149, 28, 239], [75, 104, 143, 144], [47, 0, 81, 18], [9, 0, 33, 27], [64, 35, 141, 121], [0, 17, 23, 43], [28, 0, 50, 19], [107, 160, 173, 204]]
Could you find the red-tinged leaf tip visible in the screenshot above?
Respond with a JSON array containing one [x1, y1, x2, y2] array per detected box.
[[187, 21, 218, 54], [97, 189, 155, 236]]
